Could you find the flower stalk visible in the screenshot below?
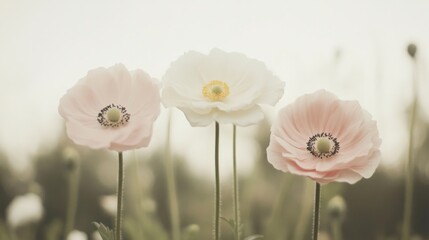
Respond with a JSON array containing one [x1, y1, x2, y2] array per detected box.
[[402, 44, 418, 240], [402, 96, 417, 240], [327, 196, 346, 240], [165, 110, 181, 240], [64, 156, 81, 238], [312, 183, 321, 240], [214, 122, 221, 240], [116, 152, 124, 240], [232, 125, 240, 240], [331, 219, 342, 240]]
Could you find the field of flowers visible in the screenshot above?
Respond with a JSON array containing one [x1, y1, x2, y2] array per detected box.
[[1, 1, 429, 240]]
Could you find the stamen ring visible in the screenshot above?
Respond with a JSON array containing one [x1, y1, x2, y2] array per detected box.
[[306, 132, 340, 159], [97, 104, 130, 128]]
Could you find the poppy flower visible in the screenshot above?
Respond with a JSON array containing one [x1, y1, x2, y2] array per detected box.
[[267, 90, 381, 184], [162, 48, 284, 126], [59, 64, 160, 152]]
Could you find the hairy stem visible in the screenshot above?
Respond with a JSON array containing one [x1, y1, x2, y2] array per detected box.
[[116, 152, 124, 240], [232, 125, 240, 240], [312, 183, 321, 240], [214, 122, 221, 240]]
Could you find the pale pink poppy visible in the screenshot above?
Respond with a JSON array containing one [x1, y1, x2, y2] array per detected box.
[[59, 64, 160, 152], [267, 90, 381, 184]]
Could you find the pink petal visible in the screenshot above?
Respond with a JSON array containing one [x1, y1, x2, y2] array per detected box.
[[127, 70, 161, 117]]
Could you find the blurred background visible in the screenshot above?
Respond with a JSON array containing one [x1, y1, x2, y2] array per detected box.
[[1, 0, 429, 239]]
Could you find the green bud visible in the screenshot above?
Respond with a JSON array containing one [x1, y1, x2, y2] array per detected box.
[[62, 147, 80, 171], [327, 195, 346, 221], [407, 43, 417, 58]]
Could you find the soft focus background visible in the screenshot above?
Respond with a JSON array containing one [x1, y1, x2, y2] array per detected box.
[[1, 0, 429, 239]]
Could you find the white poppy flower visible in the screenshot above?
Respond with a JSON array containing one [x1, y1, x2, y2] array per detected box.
[[6, 193, 44, 228], [162, 48, 284, 126]]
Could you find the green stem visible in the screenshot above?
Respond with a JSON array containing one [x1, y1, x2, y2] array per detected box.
[[402, 99, 417, 240], [214, 122, 221, 240], [312, 183, 321, 240], [232, 125, 240, 240], [64, 158, 81, 237], [165, 110, 181, 240], [331, 219, 342, 240], [401, 58, 418, 240], [116, 152, 124, 240]]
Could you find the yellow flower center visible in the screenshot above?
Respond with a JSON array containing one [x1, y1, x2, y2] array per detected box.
[[306, 132, 340, 159], [107, 108, 121, 123], [202, 80, 230, 101], [316, 138, 332, 154], [97, 104, 130, 128]]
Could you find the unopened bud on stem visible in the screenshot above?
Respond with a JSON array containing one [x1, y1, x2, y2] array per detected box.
[[327, 195, 346, 221], [407, 43, 417, 58]]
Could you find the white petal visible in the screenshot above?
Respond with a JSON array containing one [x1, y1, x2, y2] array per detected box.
[[215, 106, 265, 126]]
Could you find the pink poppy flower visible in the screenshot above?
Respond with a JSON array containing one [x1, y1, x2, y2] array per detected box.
[[59, 64, 160, 152], [267, 90, 381, 184]]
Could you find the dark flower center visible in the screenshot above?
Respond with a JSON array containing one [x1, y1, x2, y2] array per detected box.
[[307, 132, 340, 159], [97, 104, 130, 128]]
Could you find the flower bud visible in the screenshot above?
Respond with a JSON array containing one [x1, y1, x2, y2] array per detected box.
[[407, 43, 417, 58], [62, 147, 80, 172], [327, 195, 346, 221]]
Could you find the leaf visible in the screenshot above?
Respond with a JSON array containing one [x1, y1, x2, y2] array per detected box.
[[220, 217, 235, 230], [93, 222, 115, 240], [243, 234, 264, 240], [221, 217, 247, 237]]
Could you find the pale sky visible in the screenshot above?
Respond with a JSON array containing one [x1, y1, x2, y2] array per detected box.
[[1, 0, 428, 176]]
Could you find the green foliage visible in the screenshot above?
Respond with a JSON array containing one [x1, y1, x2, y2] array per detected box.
[[123, 215, 169, 240], [221, 216, 244, 237], [93, 222, 115, 240]]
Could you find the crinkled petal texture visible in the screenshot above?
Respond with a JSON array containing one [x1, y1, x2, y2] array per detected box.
[[59, 64, 161, 152], [267, 90, 381, 184], [162, 48, 285, 126]]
